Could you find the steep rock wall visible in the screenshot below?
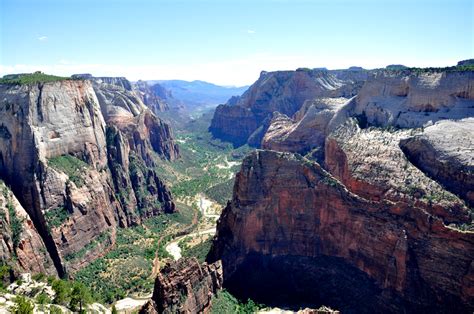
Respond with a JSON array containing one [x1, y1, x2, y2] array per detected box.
[[207, 150, 474, 313]]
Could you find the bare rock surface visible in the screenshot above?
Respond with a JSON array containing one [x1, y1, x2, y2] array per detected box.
[[0, 182, 56, 275], [262, 97, 349, 156], [400, 118, 474, 207], [141, 258, 223, 314], [352, 71, 474, 128], [325, 119, 471, 224], [210, 69, 365, 147], [207, 150, 474, 313], [134, 80, 169, 113], [0, 78, 178, 275]]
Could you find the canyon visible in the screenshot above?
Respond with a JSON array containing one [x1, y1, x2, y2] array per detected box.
[[0, 63, 473, 314], [0, 75, 178, 278], [148, 65, 473, 313]]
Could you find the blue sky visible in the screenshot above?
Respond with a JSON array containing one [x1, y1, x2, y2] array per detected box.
[[1, 0, 472, 85]]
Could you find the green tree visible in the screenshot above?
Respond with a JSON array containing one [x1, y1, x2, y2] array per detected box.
[[11, 296, 34, 314], [111, 305, 118, 314], [69, 282, 93, 313], [36, 292, 51, 305], [35, 292, 51, 312], [52, 279, 70, 305]]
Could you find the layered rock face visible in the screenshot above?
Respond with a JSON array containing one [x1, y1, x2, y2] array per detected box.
[[141, 258, 223, 314], [262, 97, 349, 158], [325, 120, 470, 224], [210, 69, 366, 147], [204, 69, 474, 313], [399, 118, 474, 207], [351, 70, 474, 128], [0, 80, 117, 275], [0, 78, 178, 275], [207, 150, 474, 313], [0, 181, 56, 276], [134, 80, 169, 113]]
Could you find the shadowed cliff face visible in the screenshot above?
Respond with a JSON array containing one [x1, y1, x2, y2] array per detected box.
[[207, 150, 474, 313], [0, 181, 56, 276], [0, 78, 178, 275]]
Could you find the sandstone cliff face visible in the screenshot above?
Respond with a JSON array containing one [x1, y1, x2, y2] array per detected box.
[[141, 258, 223, 314], [0, 80, 117, 275], [134, 80, 169, 113], [0, 181, 56, 275], [207, 150, 474, 313], [262, 97, 349, 158], [209, 104, 258, 147], [0, 78, 178, 275], [399, 118, 474, 207], [352, 70, 474, 128], [210, 69, 365, 147], [325, 119, 471, 224]]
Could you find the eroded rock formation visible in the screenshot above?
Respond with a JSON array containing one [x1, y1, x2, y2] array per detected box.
[[350, 70, 474, 128], [0, 181, 56, 276], [141, 258, 223, 314], [262, 97, 349, 159], [207, 150, 474, 313], [0, 77, 178, 275], [209, 68, 367, 147], [399, 118, 474, 207], [205, 67, 474, 312], [134, 80, 170, 113]]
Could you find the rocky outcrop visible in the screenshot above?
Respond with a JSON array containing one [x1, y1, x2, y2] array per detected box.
[[91, 77, 147, 120], [399, 118, 474, 207], [106, 123, 175, 227], [89, 75, 179, 160], [210, 69, 366, 147], [208, 151, 474, 313], [325, 119, 470, 224], [141, 258, 223, 314], [134, 80, 169, 113], [351, 70, 474, 128], [0, 80, 118, 275], [209, 104, 259, 147], [262, 97, 349, 158], [0, 181, 56, 275], [0, 77, 178, 275], [207, 150, 474, 313], [72, 74, 135, 93]]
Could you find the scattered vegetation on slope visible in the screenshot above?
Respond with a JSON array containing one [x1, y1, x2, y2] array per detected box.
[[47, 155, 89, 187], [44, 207, 70, 229], [74, 204, 195, 303], [3, 274, 97, 314], [210, 289, 264, 314], [385, 64, 474, 74], [181, 238, 213, 263]]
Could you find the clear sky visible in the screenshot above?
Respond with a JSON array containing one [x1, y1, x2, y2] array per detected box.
[[0, 0, 472, 85]]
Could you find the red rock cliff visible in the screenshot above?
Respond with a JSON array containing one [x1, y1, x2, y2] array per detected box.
[[207, 150, 474, 313]]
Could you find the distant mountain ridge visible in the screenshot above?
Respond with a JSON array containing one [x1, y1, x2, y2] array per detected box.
[[152, 79, 249, 107]]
